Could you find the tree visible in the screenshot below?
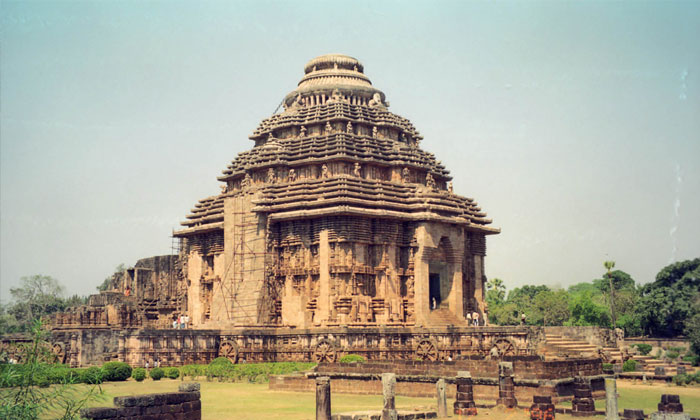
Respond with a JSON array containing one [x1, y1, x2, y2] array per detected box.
[[637, 258, 700, 337], [1, 275, 85, 334], [532, 289, 570, 326], [603, 261, 617, 328], [567, 289, 611, 327], [485, 278, 506, 307], [10, 275, 65, 322]]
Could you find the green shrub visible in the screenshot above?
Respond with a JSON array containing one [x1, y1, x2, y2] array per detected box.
[[622, 359, 637, 372], [209, 357, 233, 366], [634, 343, 652, 355], [149, 367, 165, 381], [666, 351, 680, 360], [180, 364, 205, 379], [693, 372, 700, 384], [672, 374, 688, 386], [339, 354, 366, 364], [132, 368, 146, 382], [602, 363, 613, 371], [81, 366, 103, 384], [101, 361, 132, 382], [165, 367, 180, 380], [668, 346, 685, 353]]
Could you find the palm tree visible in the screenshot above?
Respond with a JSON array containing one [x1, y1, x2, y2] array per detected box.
[[604, 260, 616, 328]]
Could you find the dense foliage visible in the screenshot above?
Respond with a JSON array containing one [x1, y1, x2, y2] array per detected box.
[[197, 361, 316, 383], [486, 258, 700, 344], [0, 321, 103, 419], [0, 275, 87, 335]]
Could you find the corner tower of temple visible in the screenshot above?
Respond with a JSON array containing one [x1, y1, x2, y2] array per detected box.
[[173, 54, 499, 329]]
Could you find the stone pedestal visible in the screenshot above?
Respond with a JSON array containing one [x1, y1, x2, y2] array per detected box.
[[658, 395, 684, 413], [530, 395, 555, 420], [605, 378, 619, 420], [316, 376, 331, 420], [436, 378, 447, 418], [623, 409, 645, 420], [381, 373, 397, 420], [497, 362, 517, 409], [453, 370, 477, 416], [571, 377, 595, 417]]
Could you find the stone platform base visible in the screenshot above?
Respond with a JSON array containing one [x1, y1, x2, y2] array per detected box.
[[331, 410, 437, 420]]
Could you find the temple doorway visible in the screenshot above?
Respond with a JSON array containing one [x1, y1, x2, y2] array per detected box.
[[429, 273, 441, 309]]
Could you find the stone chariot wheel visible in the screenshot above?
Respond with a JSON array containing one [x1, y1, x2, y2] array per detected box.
[[490, 338, 516, 357], [415, 339, 439, 361], [313, 339, 337, 363], [218, 340, 239, 363], [51, 342, 67, 364]]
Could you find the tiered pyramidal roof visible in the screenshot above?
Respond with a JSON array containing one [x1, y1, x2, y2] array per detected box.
[[176, 54, 498, 236]]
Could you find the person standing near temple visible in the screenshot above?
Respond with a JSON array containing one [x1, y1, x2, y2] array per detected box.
[[473, 311, 479, 326], [184, 314, 189, 329]]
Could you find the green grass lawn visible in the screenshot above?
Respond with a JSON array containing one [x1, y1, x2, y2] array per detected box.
[[34, 378, 700, 419]]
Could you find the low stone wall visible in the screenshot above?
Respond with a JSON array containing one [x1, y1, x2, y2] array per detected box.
[[80, 383, 201, 420], [544, 326, 617, 347], [270, 360, 605, 403], [314, 358, 602, 380]]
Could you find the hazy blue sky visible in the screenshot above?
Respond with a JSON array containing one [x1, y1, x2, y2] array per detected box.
[[1, 1, 698, 301]]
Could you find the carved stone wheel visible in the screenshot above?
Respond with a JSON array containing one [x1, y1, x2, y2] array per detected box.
[[415, 339, 439, 361], [491, 338, 516, 357], [313, 339, 337, 363], [218, 340, 239, 363], [51, 342, 67, 364]]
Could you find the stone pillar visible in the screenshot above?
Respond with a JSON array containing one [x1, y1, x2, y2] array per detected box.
[[530, 395, 555, 420], [316, 376, 331, 420], [571, 376, 595, 417], [497, 362, 517, 409], [318, 230, 331, 325], [436, 378, 447, 418], [382, 373, 397, 420], [453, 370, 477, 416], [605, 378, 619, 420]]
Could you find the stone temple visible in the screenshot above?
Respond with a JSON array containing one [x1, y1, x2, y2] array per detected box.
[[41, 54, 543, 367], [176, 53, 499, 330]]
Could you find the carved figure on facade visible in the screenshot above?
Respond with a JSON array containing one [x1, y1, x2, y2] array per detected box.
[[402, 167, 410, 183], [242, 173, 252, 189], [448, 181, 454, 193], [353, 163, 362, 178], [368, 92, 383, 108], [321, 164, 330, 179], [325, 121, 333, 134], [299, 125, 306, 137], [267, 168, 276, 184], [372, 126, 378, 138], [346, 121, 353, 133], [288, 168, 297, 181], [426, 173, 436, 189]]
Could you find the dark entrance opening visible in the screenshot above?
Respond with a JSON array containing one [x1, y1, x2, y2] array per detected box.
[[429, 273, 441, 309]]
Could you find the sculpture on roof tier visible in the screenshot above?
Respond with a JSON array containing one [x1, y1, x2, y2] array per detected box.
[[174, 54, 499, 328]]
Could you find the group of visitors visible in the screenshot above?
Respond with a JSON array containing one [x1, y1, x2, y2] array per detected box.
[[144, 359, 160, 369], [172, 314, 189, 329], [465, 311, 480, 326]]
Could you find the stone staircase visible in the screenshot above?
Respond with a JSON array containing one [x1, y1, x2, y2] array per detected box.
[[543, 334, 599, 358], [631, 355, 679, 375], [428, 307, 464, 326]]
